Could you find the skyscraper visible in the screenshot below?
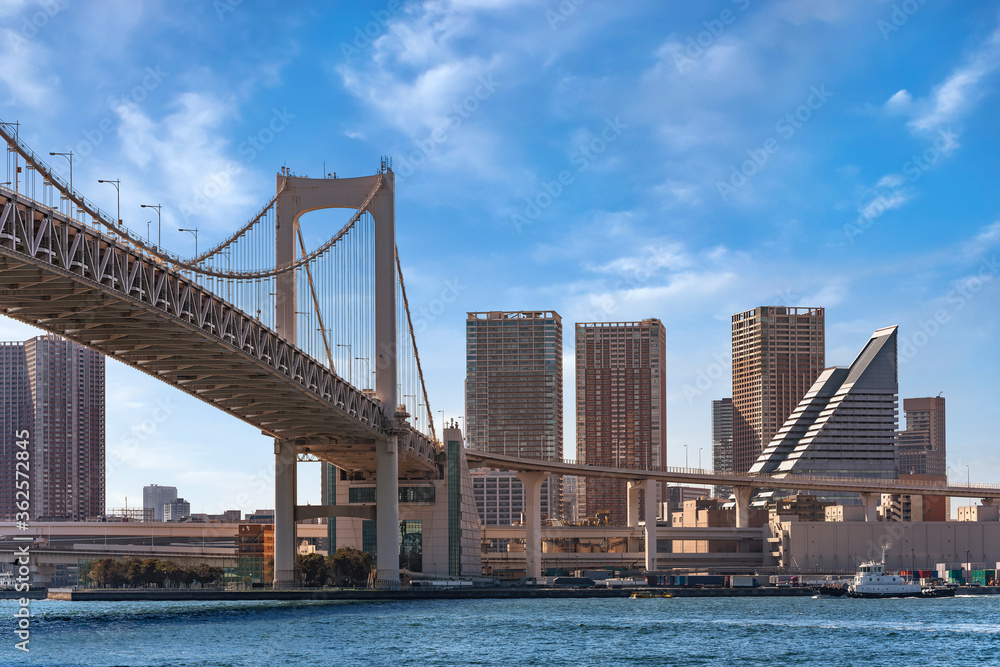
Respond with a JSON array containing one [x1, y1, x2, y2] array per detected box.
[[731, 306, 825, 474], [711, 398, 733, 497], [898, 396, 946, 476], [0, 335, 105, 521], [465, 311, 563, 522], [750, 326, 900, 486], [576, 319, 666, 525], [143, 484, 179, 522]]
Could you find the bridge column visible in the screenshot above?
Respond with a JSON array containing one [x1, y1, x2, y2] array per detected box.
[[273, 439, 297, 588], [516, 471, 549, 581], [643, 478, 657, 572], [860, 492, 879, 522], [733, 486, 755, 529], [375, 434, 400, 590], [627, 481, 641, 528]]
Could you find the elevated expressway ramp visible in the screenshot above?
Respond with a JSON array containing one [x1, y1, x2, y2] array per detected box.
[[466, 451, 1000, 524]]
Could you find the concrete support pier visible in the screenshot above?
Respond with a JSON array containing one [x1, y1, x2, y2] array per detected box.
[[860, 492, 878, 522], [642, 479, 657, 572], [627, 481, 641, 529], [375, 435, 401, 589], [733, 485, 755, 528], [516, 471, 550, 581], [273, 439, 297, 589]]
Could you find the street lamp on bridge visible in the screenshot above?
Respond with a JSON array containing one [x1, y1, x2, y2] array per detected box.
[[179, 227, 199, 258], [355, 357, 371, 389], [97, 179, 121, 225], [141, 203, 162, 247], [48, 151, 73, 191]]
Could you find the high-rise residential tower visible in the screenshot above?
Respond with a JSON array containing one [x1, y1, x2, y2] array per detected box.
[[731, 306, 825, 474], [576, 319, 666, 525], [898, 396, 946, 476], [465, 311, 563, 522], [0, 335, 105, 521], [711, 398, 733, 498]]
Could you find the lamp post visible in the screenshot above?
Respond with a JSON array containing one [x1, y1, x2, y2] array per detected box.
[[178, 227, 198, 258], [699, 447, 703, 471], [355, 357, 371, 389], [48, 151, 73, 191], [97, 179, 121, 225], [967, 465, 971, 508], [336, 344, 352, 383], [684, 444, 688, 469], [141, 203, 162, 247]]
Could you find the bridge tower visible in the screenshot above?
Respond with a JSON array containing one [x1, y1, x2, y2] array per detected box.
[[273, 168, 401, 589]]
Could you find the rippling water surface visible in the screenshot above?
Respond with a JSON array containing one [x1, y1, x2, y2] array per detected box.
[[2, 595, 998, 665]]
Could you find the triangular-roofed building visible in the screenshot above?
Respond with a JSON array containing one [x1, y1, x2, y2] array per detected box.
[[750, 326, 899, 482]]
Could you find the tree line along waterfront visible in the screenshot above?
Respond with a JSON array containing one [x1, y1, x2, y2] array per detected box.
[[75, 548, 373, 589]]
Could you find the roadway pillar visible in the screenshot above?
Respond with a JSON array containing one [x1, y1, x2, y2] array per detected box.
[[273, 439, 297, 588], [733, 486, 754, 528], [643, 478, 657, 572], [375, 435, 401, 589], [860, 492, 878, 522], [627, 481, 641, 528], [516, 471, 549, 581]]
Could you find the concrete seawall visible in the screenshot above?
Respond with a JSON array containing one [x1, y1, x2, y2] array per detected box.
[[45, 586, 827, 602]]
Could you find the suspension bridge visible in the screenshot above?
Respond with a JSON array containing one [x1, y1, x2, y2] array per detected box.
[[0, 121, 444, 588]]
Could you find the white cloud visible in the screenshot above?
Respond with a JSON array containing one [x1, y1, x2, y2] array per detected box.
[[0, 28, 59, 109], [883, 89, 912, 114], [886, 22, 1000, 140], [114, 91, 259, 233]]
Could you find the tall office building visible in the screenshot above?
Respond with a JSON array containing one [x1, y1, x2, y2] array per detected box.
[[0, 335, 105, 521], [465, 311, 563, 523], [143, 484, 179, 522], [711, 398, 733, 498], [731, 306, 825, 474], [576, 319, 666, 525], [898, 397, 946, 476], [750, 326, 900, 486]]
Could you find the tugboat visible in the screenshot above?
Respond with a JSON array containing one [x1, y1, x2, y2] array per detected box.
[[847, 541, 953, 598], [847, 558, 922, 598]]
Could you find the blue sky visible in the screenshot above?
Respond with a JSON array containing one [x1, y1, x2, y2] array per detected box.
[[1, 0, 998, 514]]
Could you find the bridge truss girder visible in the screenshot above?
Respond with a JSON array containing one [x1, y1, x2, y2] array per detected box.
[[0, 191, 437, 477]]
